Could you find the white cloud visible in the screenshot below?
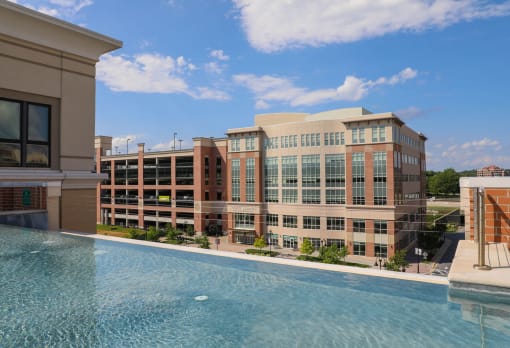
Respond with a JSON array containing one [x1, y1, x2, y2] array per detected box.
[[396, 106, 423, 119], [234, 67, 417, 108], [97, 53, 188, 94], [14, 0, 93, 18], [428, 137, 509, 170], [232, 0, 510, 52], [204, 61, 223, 74], [210, 49, 230, 61], [112, 135, 139, 154], [97, 53, 228, 100]]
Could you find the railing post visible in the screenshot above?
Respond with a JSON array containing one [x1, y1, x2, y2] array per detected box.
[[474, 187, 491, 270]]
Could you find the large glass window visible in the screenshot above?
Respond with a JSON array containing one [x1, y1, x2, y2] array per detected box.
[[282, 156, 297, 187], [302, 189, 320, 204], [245, 136, 255, 151], [327, 217, 345, 230], [374, 220, 388, 234], [283, 215, 297, 228], [231, 159, 240, 201], [230, 138, 240, 152], [352, 153, 365, 205], [216, 156, 222, 185], [375, 244, 387, 258], [264, 157, 278, 203], [266, 214, 278, 226], [353, 219, 365, 233], [353, 242, 366, 256], [234, 213, 254, 229], [282, 189, 298, 203], [303, 216, 320, 229], [302, 155, 320, 187], [325, 154, 345, 187], [283, 235, 298, 248], [246, 158, 255, 202], [0, 98, 50, 167], [373, 152, 387, 205], [326, 189, 345, 204]]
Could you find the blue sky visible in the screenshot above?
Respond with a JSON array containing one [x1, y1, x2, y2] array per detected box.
[[10, 0, 510, 170]]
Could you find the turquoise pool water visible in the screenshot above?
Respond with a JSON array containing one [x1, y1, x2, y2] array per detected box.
[[1, 226, 509, 347]]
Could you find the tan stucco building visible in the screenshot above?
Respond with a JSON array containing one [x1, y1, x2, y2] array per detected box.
[[0, 1, 121, 232]]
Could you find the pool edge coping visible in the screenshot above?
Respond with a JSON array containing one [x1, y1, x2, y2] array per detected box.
[[62, 232, 449, 286]]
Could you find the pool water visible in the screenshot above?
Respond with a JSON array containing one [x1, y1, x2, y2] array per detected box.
[[1, 226, 509, 347]]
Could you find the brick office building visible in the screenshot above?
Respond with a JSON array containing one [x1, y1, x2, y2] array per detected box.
[[96, 107, 427, 258]]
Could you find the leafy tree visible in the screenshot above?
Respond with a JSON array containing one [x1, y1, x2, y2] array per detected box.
[[146, 226, 161, 241], [166, 225, 181, 241], [253, 237, 267, 252], [338, 245, 349, 261], [385, 249, 409, 272], [127, 228, 141, 239], [184, 224, 195, 237], [319, 245, 339, 264], [428, 168, 460, 195], [300, 238, 314, 256], [195, 235, 210, 249]]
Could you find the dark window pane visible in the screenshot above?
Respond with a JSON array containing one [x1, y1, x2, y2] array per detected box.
[[0, 142, 21, 167], [28, 104, 49, 142], [0, 100, 21, 140], [26, 144, 49, 167]]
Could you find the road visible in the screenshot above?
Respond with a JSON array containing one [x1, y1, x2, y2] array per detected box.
[[431, 231, 464, 276]]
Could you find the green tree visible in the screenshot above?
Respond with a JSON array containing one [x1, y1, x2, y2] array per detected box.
[[428, 168, 460, 195], [166, 225, 180, 241], [300, 238, 314, 256], [338, 245, 349, 261], [146, 226, 160, 241], [385, 249, 409, 272], [319, 245, 340, 264], [195, 235, 210, 249], [127, 228, 141, 239], [184, 224, 195, 237], [253, 237, 267, 252]]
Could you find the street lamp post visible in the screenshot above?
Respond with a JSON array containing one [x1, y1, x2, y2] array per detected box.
[[126, 138, 131, 154], [173, 132, 177, 151]]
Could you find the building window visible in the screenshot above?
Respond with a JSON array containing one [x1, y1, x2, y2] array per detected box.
[[352, 153, 365, 205], [216, 156, 222, 185], [0, 98, 50, 168], [353, 219, 365, 233], [283, 235, 298, 248], [205, 191, 209, 201], [282, 156, 297, 187], [325, 154, 345, 187], [327, 239, 345, 248], [246, 158, 255, 202], [303, 216, 320, 229], [302, 155, 320, 187], [216, 191, 222, 200], [327, 217, 345, 230], [204, 157, 209, 185], [352, 128, 358, 144], [353, 242, 366, 256], [374, 152, 387, 205], [234, 213, 254, 229], [282, 189, 298, 203], [266, 214, 278, 226], [264, 157, 278, 203], [230, 138, 240, 152], [308, 238, 321, 250], [374, 220, 388, 234], [302, 189, 320, 204], [268, 233, 279, 246], [231, 159, 240, 201], [372, 125, 386, 142], [375, 244, 387, 258], [283, 215, 297, 228], [245, 136, 255, 151], [326, 189, 345, 204]]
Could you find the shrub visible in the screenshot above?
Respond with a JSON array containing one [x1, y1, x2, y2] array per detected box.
[[385, 249, 409, 272], [253, 237, 267, 251], [245, 249, 279, 257], [127, 228, 141, 239], [146, 226, 162, 242], [195, 235, 210, 249], [300, 238, 314, 256]]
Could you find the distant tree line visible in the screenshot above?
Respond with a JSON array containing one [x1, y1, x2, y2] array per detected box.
[[426, 168, 476, 196]]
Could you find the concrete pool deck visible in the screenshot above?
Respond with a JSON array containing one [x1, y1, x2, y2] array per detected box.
[[63, 232, 448, 286], [448, 240, 510, 292]]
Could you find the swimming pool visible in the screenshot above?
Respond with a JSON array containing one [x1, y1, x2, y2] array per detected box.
[[1, 226, 509, 347]]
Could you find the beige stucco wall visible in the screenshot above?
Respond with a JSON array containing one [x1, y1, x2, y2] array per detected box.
[[0, 2, 121, 232]]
